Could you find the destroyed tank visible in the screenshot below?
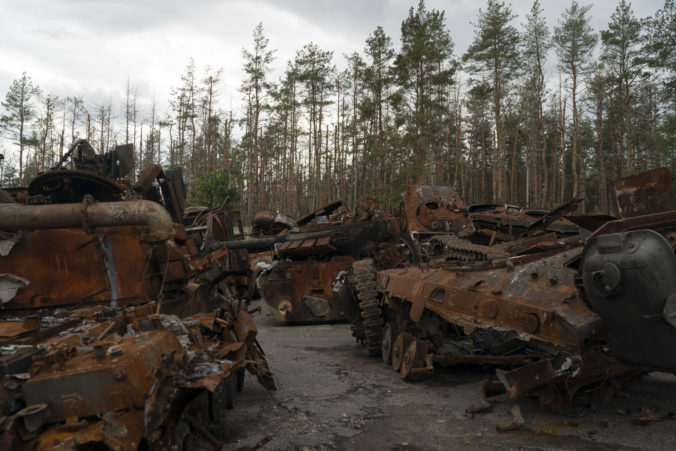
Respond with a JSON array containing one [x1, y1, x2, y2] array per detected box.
[[257, 200, 404, 323], [219, 200, 405, 323], [335, 168, 676, 425], [0, 140, 275, 449]]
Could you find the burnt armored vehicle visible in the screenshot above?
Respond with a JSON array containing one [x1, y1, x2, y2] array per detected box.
[[222, 200, 404, 323], [337, 185, 583, 355], [336, 168, 676, 426], [397, 184, 581, 265], [257, 201, 402, 323], [399, 185, 474, 237], [0, 140, 275, 449]]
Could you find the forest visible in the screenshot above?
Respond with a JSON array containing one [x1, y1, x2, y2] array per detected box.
[[0, 0, 674, 221]]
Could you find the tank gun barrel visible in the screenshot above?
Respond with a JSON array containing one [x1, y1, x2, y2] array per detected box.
[[215, 235, 284, 250]]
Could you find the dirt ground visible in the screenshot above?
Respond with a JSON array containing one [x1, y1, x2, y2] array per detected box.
[[220, 300, 676, 450]]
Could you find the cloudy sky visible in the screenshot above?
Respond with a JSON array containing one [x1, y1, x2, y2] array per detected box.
[[0, 0, 666, 138]]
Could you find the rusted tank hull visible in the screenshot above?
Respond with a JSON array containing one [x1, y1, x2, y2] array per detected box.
[[379, 248, 596, 351], [0, 226, 167, 310], [371, 247, 647, 406], [0, 304, 275, 450], [611, 167, 675, 217], [261, 256, 353, 322], [254, 203, 401, 323], [0, 141, 275, 449]]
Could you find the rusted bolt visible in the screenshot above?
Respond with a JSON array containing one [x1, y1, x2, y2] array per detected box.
[[112, 367, 127, 381], [521, 313, 540, 334], [478, 301, 499, 319]]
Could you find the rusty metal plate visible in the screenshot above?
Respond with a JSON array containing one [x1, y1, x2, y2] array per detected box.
[[23, 329, 185, 422], [402, 185, 472, 234], [261, 257, 353, 322], [611, 167, 675, 218], [0, 227, 163, 310]]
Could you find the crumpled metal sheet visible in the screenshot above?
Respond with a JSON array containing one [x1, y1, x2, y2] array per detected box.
[[0, 274, 29, 305], [0, 303, 275, 449], [0, 232, 21, 257]]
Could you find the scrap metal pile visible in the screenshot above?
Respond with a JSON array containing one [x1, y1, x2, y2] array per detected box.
[[7, 137, 672, 448], [0, 140, 275, 449], [331, 168, 676, 426]]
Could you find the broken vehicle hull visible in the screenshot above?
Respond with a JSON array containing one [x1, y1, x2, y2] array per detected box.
[[0, 140, 275, 449], [338, 169, 676, 417]]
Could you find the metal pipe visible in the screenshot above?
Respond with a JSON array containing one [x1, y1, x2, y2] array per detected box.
[[0, 199, 175, 242]]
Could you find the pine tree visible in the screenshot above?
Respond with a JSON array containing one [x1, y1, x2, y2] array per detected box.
[[36, 93, 61, 172], [241, 23, 275, 221], [1, 72, 41, 184], [554, 0, 597, 204], [463, 0, 521, 203], [601, 0, 643, 174], [364, 26, 395, 198], [522, 0, 551, 206], [295, 42, 334, 206], [392, 0, 455, 185]]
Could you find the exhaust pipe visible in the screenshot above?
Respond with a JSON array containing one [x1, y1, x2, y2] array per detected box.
[[0, 197, 175, 242]]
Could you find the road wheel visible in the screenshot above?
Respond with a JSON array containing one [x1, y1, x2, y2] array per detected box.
[[381, 322, 398, 366]]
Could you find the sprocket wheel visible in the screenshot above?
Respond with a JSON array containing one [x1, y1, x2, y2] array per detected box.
[[350, 258, 383, 357]]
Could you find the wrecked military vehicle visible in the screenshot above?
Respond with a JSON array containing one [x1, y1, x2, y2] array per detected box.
[[221, 200, 404, 323], [336, 185, 583, 356], [399, 185, 474, 238], [257, 201, 403, 323], [336, 168, 676, 426], [0, 140, 275, 449]]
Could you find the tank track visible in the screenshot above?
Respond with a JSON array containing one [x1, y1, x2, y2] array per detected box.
[[350, 258, 383, 356], [422, 235, 509, 263]]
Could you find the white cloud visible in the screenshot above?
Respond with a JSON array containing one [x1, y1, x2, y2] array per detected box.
[[0, 0, 666, 160]]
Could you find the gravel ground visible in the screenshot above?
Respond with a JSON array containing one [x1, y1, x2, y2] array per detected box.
[[220, 301, 676, 450]]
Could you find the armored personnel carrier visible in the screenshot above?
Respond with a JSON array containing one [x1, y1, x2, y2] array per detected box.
[[336, 168, 676, 426]]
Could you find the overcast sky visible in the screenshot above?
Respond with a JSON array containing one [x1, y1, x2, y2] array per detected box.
[[0, 0, 666, 137]]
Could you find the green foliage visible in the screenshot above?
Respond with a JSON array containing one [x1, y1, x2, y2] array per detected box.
[[295, 42, 335, 110], [601, 0, 642, 83], [522, 0, 550, 91], [0, 72, 40, 141], [464, 0, 521, 82], [191, 169, 241, 209], [641, 0, 676, 104], [1, 72, 41, 184], [392, 0, 455, 182], [553, 1, 597, 77]]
